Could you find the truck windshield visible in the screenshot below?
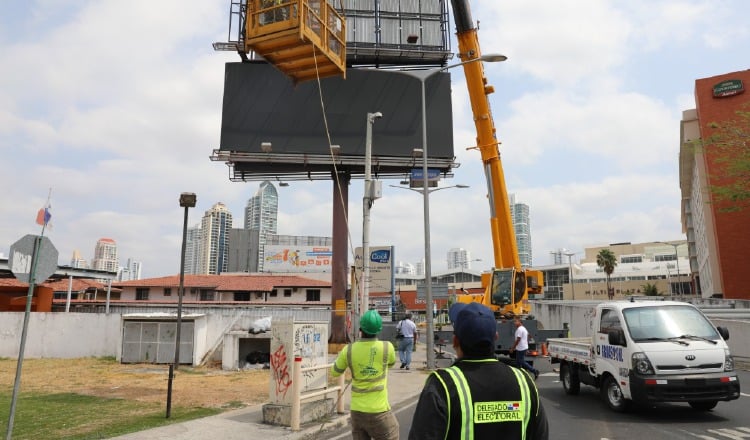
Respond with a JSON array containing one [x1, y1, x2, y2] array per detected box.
[[622, 305, 720, 342], [490, 269, 513, 307]]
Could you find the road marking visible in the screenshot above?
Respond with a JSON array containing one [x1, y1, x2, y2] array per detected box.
[[705, 427, 750, 439], [740, 392, 750, 397]]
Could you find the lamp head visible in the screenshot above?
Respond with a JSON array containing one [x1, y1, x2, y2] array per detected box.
[[480, 54, 507, 63], [179, 192, 197, 208]]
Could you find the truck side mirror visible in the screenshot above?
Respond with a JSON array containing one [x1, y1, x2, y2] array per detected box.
[[717, 326, 730, 341], [608, 330, 626, 347]]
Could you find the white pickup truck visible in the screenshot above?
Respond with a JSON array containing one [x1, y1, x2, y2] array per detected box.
[[547, 300, 741, 411]]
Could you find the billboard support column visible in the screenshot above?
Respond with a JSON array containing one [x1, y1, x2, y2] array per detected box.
[[330, 171, 350, 347]]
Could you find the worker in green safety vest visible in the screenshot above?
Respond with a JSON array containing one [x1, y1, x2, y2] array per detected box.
[[409, 302, 549, 440], [332, 309, 398, 440]]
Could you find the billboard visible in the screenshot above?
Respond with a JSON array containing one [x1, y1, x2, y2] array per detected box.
[[263, 245, 332, 273], [219, 62, 455, 160], [353, 246, 395, 293]]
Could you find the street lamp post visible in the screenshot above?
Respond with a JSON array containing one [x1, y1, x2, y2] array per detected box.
[[390, 53, 505, 370], [166, 192, 196, 418], [563, 251, 576, 300], [660, 242, 684, 297]]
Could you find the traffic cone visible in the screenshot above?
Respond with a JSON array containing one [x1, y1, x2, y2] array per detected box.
[[541, 342, 549, 357]]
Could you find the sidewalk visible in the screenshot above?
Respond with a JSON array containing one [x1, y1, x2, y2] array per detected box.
[[111, 342, 441, 440]]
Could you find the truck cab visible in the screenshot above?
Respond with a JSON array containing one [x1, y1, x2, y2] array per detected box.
[[551, 300, 741, 411]]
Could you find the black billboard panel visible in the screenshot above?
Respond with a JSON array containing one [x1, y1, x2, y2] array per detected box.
[[219, 62, 455, 161]]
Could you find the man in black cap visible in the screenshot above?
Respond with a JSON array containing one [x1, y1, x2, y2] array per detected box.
[[408, 302, 549, 440]]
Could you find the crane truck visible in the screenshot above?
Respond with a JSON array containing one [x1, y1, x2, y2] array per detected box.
[[447, 0, 560, 355]]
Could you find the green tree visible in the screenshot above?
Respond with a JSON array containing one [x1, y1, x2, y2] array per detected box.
[[596, 249, 618, 300], [696, 102, 750, 212], [641, 282, 660, 296]]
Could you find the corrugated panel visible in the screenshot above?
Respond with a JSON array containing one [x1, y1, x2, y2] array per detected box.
[[421, 18, 444, 46], [343, 0, 376, 12], [420, 0, 442, 15], [348, 14, 377, 44], [380, 17, 401, 45]]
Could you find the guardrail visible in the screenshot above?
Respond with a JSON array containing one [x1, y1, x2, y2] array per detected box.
[[290, 357, 346, 431]]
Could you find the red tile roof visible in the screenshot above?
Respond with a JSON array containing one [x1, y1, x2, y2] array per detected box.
[[113, 274, 330, 292]]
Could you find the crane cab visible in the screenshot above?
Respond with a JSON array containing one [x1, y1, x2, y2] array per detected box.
[[244, 0, 346, 83]]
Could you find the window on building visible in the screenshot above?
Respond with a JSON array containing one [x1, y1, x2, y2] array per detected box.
[[200, 290, 215, 301], [164, 288, 172, 297], [234, 292, 250, 301], [284, 289, 292, 297], [136, 288, 149, 301], [620, 255, 643, 264], [270, 290, 278, 297], [306, 289, 321, 301]]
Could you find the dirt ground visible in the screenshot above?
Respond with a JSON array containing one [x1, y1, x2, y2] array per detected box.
[[0, 358, 270, 409]]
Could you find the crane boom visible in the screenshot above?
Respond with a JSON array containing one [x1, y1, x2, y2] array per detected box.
[[450, 0, 542, 317]]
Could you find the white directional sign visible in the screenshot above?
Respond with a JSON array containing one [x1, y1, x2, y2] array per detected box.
[[9, 234, 59, 284]]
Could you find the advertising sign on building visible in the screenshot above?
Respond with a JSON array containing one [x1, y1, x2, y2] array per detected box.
[[263, 245, 332, 273]]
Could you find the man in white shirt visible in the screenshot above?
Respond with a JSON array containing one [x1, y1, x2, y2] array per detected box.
[[510, 317, 539, 379], [396, 314, 418, 370]]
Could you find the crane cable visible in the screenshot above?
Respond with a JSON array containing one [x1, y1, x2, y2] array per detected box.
[[308, 20, 365, 343]]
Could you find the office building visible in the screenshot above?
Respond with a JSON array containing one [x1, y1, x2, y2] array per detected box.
[[199, 202, 233, 275], [510, 194, 532, 267], [447, 248, 473, 270], [680, 69, 750, 299], [70, 249, 88, 269], [184, 223, 202, 275], [118, 258, 142, 281], [91, 238, 118, 273], [244, 181, 279, 272]]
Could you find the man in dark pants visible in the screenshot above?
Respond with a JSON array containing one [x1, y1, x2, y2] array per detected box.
[[510, 317, 540, 379], [409, 303, 549, 439]]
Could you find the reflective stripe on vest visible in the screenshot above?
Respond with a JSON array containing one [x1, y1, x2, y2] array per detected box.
[[346, 340, 389, 393], [437, 363, 532, 440]]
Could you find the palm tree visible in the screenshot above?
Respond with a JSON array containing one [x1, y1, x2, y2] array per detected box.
[[596, 249, 618, 299]]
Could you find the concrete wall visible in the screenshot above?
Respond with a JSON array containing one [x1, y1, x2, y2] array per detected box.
[[0, 312, 122, 358], [0, 308, 330, 362], [531, 300, 750, 364]]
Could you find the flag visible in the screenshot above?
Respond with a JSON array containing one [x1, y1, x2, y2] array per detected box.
[[36, 206, 51, 226]]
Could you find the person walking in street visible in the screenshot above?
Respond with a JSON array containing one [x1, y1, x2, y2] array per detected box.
[[332, 310, 399, 440], [510, 317, 540, 379], [396, 313, 417, 370], [409, 302, 549, 440]]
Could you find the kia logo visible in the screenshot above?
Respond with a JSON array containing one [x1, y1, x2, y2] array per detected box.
[[685, 355, 696, 361]]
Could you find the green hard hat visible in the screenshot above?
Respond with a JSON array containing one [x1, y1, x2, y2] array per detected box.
[[360, 310, 383, 334]]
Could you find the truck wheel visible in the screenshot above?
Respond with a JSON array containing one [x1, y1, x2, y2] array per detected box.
[[689, 401, 718, 411], [601, 375, 630, 412], [560, 363, 580, 395]]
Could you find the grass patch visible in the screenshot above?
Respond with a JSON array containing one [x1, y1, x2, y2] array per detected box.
[[0, 392, 220, 439]]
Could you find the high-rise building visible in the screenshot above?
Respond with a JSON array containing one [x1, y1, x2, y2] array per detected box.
[[199, 202, 233, 275], [118, 258, 142, 281], [70, 249, 88, 269], [184, 223, 202, 275], [510, 194, 533, 267], [680, 68, 750, 299], [244, 181, 279, 271], [447, 248, 472, 270], [91, 238, 118, 273]]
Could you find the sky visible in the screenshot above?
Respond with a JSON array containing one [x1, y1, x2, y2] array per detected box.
[[1, 1, 749, 279]]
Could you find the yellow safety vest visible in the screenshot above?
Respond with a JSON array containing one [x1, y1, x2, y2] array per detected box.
[[332, 340, 395, 413], [434, 361, 533, 439]]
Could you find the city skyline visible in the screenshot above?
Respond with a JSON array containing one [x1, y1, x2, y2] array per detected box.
[[2, 2, 749, 277]]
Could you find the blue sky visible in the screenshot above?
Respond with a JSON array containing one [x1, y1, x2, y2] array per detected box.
[[1, 0, 749, 278]]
